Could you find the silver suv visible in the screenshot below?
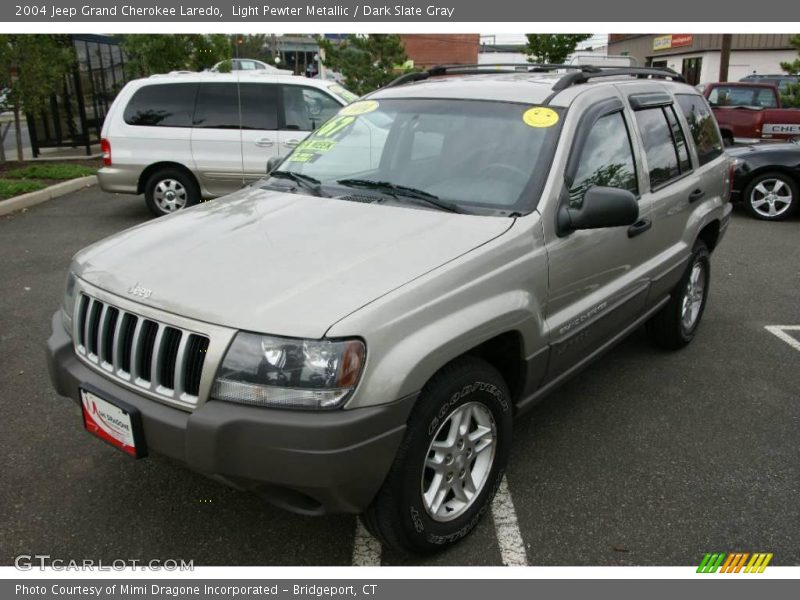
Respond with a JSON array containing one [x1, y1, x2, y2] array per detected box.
[[96, 72, 357, 216], [48, 65, 732, 554]]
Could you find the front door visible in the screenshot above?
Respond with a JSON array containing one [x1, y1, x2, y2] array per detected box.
[[542, 100, 655, 380]]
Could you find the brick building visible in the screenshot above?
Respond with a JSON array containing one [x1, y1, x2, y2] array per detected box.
[[399, 35, 480, 69]]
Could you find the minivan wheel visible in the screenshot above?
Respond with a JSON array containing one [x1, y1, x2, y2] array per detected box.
[[646, 241, 710, 350], [742, 171, 797, 221], [362, 357, 512, 554], [144, 169, 200, 217]]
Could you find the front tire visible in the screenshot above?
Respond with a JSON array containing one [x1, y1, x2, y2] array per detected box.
[[742, 171, 797, 221], [646, 241, 710, 350], [144, 168, 200, 217], [363, 357, 512, 554]]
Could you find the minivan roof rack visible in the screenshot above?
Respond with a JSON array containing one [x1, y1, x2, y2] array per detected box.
[[383, 63, 685, 91]]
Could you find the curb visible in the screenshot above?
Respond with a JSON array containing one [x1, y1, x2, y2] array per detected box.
[[0, 175, 98, 217]]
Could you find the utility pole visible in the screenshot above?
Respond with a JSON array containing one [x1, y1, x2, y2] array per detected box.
[[719, 34, 732, 82]]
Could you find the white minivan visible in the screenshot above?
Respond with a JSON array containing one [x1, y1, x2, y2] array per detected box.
[[97, 72, 357, 216]]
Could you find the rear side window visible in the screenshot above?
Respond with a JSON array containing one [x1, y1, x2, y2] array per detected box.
[[282, 86, 342, 131], [193, 83, 239, 129], [664, 106, 692, 173], [239, 83, 278, 130], [675, 94, 724, 166], [569, 111, 638, 208], [635, 108, 683, 189], [123, 83, 197, 127]]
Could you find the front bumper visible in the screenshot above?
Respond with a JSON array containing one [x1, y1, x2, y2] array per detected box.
[[46, 311, 415, 515]]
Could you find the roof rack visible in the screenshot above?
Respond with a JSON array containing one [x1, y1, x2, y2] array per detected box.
[[551, 66, 685, 90], [383, 63, 685, 91], [384, 63, 585, 88]]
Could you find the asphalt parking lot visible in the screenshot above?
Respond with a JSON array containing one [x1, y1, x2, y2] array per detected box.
[[1, 187, 798, 567]]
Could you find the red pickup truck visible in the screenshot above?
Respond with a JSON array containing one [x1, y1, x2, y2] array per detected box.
[[702, 82, 800, 145]]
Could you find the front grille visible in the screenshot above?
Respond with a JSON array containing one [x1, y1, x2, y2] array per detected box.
[[74, 293, 210, 405]]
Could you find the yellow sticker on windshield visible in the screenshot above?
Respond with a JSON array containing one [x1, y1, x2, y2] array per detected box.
[[339, 100, 379, 116], [523, 107, 559, 128]]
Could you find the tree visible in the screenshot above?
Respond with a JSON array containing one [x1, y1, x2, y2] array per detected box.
[[523, 34, 592, 64], [779, 34, 800, 108], [119, 34, 231, 77], [0, 35, 74, 161], [317, 34, 411, 95], [229, 34, 274, 63]]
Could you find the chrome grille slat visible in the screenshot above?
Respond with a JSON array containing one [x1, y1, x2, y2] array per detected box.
[[149, 323, 165, 389], [111, 309, 125, 373], [172, 333, 190, 397], [74, 292, 210, 409]]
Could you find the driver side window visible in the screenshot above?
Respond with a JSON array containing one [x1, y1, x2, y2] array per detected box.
[[569, 112, 638, 209]]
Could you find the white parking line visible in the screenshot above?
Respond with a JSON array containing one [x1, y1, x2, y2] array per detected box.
[[352, 519, 382, 566], [491, 475, 528, 566], [765, 325, 800, 352]]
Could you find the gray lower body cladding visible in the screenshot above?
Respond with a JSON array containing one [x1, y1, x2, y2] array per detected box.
[[46, 311, 416, 515]]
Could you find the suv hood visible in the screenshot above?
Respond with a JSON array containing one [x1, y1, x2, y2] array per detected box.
[[73, 187, 513, 338]]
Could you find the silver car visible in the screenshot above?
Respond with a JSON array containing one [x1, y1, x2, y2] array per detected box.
[[97, 72, 357, 216], [48, 65, 732, 554]]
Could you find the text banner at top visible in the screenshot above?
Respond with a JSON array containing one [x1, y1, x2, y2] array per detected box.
[[4, 0, 800, 22]]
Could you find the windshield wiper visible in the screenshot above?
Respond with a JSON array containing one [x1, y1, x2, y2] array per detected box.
[[270, 170, 326, 197], [336, 179, 462, 213]]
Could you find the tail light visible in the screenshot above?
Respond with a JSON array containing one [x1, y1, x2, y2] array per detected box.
[[100, 138, 111, 166], [724, 158, 739, 203]]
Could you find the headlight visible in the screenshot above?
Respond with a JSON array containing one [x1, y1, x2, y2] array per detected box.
[[211, 332, 366, 410], [62, 272, 77, 333]]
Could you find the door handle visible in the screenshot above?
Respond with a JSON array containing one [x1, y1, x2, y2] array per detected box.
[[688, 188, 705, 203], [283, 139, 301, 148], [255, 138, 274, 148], [627, 217, 652, 238]]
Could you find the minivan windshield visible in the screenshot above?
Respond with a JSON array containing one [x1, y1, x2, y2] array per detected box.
[[270, 98, 564, 215]]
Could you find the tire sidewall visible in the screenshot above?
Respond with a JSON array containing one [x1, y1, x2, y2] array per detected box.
[[393, 365, 512, 551], [678, 244, 710, 341], [145, 169, 199, 217], [743, 172, 798, 221]]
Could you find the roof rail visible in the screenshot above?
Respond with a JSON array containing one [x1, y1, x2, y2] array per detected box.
[[552, 67, 685, 91], [383, 62, 589, 88], [382, 63, 685, 92]]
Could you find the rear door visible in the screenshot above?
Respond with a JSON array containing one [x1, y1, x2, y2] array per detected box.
[[627, 89, 724, 305], [238, 82, 280, 182], [278, 84, 343, 156], [190, 82, 245, 196]]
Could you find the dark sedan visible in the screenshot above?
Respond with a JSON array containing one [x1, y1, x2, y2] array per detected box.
[[728, 141, 800, 220]]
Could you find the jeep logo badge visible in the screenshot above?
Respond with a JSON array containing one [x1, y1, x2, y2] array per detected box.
[[127, 283, 152, 299]]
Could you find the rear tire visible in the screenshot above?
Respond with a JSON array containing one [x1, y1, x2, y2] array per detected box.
[[646, 241, 710, 350], [144, 168, 200, 217], [362, 356, 512, 554]]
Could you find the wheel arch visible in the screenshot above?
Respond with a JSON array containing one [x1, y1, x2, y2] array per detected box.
[[137, 161, 200, 195]]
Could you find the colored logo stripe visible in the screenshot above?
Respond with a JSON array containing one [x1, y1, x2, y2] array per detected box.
[[697, 552, 772, 573]]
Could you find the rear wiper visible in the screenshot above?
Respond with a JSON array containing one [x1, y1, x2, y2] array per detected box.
[[336, 178, 462, 213], [270, 170, 326, 197]]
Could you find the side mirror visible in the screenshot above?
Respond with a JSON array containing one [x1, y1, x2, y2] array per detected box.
[[266, 156, 283, 175], [557, 186, 639, 236]]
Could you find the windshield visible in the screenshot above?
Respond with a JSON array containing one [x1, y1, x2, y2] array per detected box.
[[272, 98, 564, 215]]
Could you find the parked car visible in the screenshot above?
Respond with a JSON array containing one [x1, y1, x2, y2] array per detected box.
[[48, 65, 732, 554], [740, 73, 799, 94], [97, 72, 353, 216], [728, 140, 800, 220], [209, 58, 291, 74], [702, 82, 800, 145]]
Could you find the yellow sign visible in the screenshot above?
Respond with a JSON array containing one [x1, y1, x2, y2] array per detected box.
[[339, 100, 379, 116], [522, 107, 559, 128], [653, 35, 672, 51]]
